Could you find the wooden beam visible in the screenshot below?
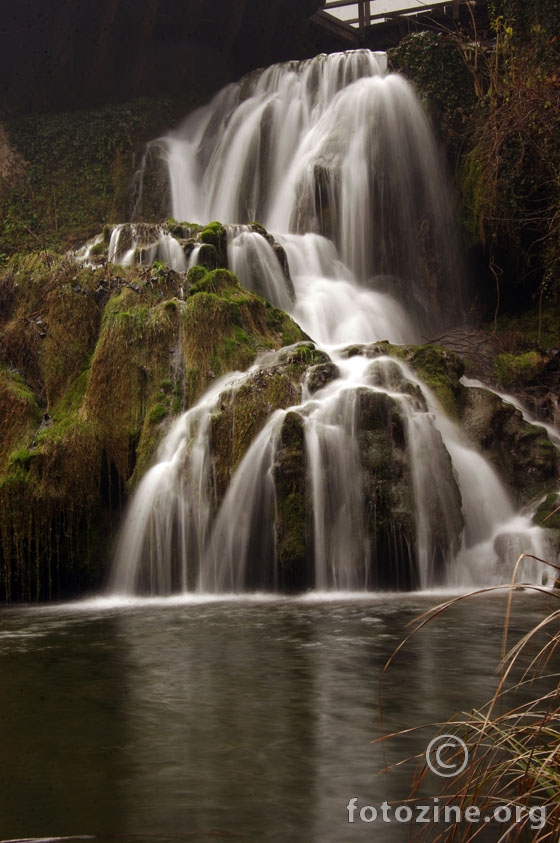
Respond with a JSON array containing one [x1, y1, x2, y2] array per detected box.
[[310, 10, 363, 45], [323, 0, 359, 8], [321, 0, 469, 31]]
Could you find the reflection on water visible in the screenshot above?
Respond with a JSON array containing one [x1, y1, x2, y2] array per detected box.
[[0, 592, 553, 842]]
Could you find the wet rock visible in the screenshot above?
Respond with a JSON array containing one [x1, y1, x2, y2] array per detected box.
[[306, 362, 339, 394], [273, 411, 313, 590], [196, 243, 219, 270], [357, 388, 463, 588], [461, 386, 559, 505]]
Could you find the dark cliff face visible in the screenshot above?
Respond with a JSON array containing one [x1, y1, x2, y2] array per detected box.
[[1, 0, 324, 112]]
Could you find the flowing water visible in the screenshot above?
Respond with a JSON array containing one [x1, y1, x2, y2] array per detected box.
[[105, 49, 556, 596], [0, 592, 556, 842]]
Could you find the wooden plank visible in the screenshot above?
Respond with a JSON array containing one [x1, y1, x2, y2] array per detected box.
[[310, 10, 363, 44], [323, 1, 359, 9], [358, 0, 365, 33], [324, 0, 452, 11]]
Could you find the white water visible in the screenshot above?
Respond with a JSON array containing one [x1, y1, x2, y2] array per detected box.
[[108, 223, 188, 271], [228, 230, 293, 313], [110, 50, 554, 595]]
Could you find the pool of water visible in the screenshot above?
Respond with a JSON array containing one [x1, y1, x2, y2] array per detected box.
[[0, 590, 554, 842]]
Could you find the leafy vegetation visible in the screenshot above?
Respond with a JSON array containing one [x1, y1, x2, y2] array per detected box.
[[390, 7, 560, 319], [0, 98, 183, 256]]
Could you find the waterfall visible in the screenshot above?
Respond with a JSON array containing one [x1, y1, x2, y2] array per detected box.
[[109, 49, 553, 595], [159, 49, 461, 329]]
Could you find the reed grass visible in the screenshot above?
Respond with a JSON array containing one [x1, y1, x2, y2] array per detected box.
[[379, 553, 560, 841]]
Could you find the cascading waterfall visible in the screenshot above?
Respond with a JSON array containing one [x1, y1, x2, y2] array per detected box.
[[155, 49, 462, 329], [109, 49, 554, 595]]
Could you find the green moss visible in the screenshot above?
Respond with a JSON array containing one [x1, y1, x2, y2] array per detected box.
[[188, 268, 242, 299], [187, 265, 208, 288], [147, 403, 168, 425], [181, 271, 305, 404], [8, 448, 35, 469], [388, 344, 465, 418], [37, 369, 90, 444], [200, 221, 227, 267], [494, 351, 545, 387], [166, 219, 184, 238], [0, 368, 42, 470], [42, 281, 101, 408]]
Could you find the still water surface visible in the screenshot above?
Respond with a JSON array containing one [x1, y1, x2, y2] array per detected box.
[[0, 591, 552, 842]]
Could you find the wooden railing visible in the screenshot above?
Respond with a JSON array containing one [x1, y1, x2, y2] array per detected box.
[[322, 0, 462, 35]]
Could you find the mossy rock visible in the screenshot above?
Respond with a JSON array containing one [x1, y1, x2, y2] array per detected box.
[[306, 361, 340, 393], [200, 221, 227, 267], [195, 243, 220, 270], [187, 265, 208, 287], [393, 345, 465, 418], [461, 386, 559, 504], [0, 252, 307, 601], [339, 341, 395, 360], [0, 414, 104, 602], [42, 281, 101, 408], [339, 341, 465, 418], [357, 386, 463, 588], [494, 350, 547, 387], [166, 219, 202, 239], [0, 368, 42, 471], [181, 271, 306, 405], [209, 347, 323, 503], [187, 268, 242, 299], [356, 389, 417, 587]]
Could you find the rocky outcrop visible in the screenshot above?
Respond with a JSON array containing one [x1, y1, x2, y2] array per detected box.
[[209, 344, 326, 503], [460, 387, 559, 505], [0, 254, 304, 601]]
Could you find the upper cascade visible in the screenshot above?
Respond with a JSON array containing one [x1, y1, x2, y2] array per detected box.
[[136, 49, 463, 333]]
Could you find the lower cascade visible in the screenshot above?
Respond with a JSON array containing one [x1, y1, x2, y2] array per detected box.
[[104, 49, 556, 595]]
